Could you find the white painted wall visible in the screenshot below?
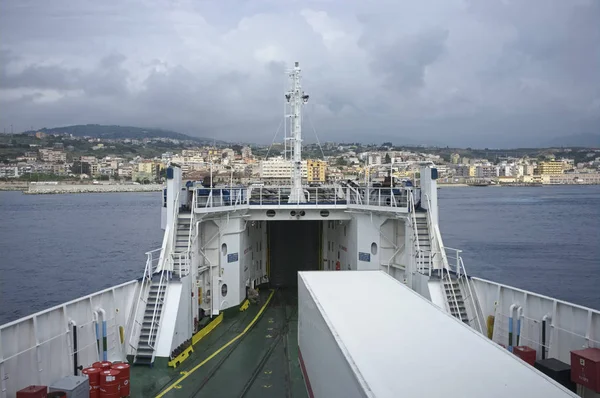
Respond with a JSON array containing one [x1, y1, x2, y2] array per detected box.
[[155, 282, 183, 357], [472, 277, 600, 366], [219, 217, 243, 310], [0, 281, 139, 398], [420, 165, 438, 225], [197, 220, 220, 314], [354, 213, 389, 271], [427, 280, 444, 309], [170, 276, 193, 355]]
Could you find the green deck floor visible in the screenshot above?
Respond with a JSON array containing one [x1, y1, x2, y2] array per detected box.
[[129, 288, 308, 398]]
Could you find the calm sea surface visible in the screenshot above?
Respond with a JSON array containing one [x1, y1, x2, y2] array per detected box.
[[0, 186, 598, 324], [439, 185, 600, 309]]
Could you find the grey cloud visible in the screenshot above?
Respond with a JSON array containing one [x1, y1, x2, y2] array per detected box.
[[365, 28, 449, 92], [1, 52, 82, 90], [0, 0, 599, 147]]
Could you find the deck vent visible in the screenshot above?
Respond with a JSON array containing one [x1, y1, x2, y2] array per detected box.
[[266, 210, 276, 217], [320, 210, 330, 217]]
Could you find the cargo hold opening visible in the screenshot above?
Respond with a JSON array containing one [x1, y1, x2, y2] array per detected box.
[[267, 221, 321, 288]]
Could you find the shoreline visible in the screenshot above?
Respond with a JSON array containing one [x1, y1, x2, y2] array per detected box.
[[18, 183, 163, 194], [438, 183, 600, 187]]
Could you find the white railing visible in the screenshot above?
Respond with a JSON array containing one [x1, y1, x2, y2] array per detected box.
[[146, 189, 181, 352], [424, 193, 449, 270], [172, 252, 191, 278], [193, 184, 410, 210], [441, 265, 462, 320], [147, 265, 169, 351], [408, 190, 428, 274], [128, 247, 161, 353], [444, 246, 484, 333]]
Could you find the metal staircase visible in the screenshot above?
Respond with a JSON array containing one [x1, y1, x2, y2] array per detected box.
[[175, 213, 191, 254], [133, 213, 192, 366], [442, 274, 469, 324], [414, 212, 432, 272], [134, 273, 167, 365]]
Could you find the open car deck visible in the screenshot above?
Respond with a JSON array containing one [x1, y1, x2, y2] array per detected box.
[[130, 289, 308, 398]]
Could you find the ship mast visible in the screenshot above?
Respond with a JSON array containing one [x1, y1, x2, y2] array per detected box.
[[286, 61, 309, 203]]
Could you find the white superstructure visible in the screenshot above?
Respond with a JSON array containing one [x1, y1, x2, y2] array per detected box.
[[1, 62, 599, 398]]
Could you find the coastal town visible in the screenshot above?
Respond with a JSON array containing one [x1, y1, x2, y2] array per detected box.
[[1, 129, 600, 193]]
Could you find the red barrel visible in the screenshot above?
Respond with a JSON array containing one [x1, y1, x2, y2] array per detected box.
[[93, 361, 112, 370], [99, 369, 121, 398], [111, 363, 130, 397], [83, 367, 102, 398]]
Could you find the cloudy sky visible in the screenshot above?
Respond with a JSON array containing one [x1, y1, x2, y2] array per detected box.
[[1, 0, 599, 147]]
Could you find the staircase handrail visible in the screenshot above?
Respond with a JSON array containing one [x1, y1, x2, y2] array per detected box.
[[186, 189, 196, 253], [424, 193, 450, 270], [408, 190, 424, 271], [458, 256, 484, 333], [127, 247, 160, 353], [442, 267, 462, 319], [147, 264, 170, 351], [144, 189, 179, 355], [173, 251, 191, 278]]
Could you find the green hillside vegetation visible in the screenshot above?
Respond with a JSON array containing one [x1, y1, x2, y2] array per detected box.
[[23, 124, 224, 143]]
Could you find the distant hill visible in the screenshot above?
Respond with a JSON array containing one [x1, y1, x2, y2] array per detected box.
[[24, 124, 225, 144], [544, 133, 600, 148]]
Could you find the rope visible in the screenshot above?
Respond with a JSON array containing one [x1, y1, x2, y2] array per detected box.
[[264, 118, 284, 161], [304, 107, 326, 159]]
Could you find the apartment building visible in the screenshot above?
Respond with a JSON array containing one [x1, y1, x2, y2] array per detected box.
[[39, 149, 67, 163], [536, 161, 564, 175], [307, 160, 326, 183], [260, 157, 307, 182]]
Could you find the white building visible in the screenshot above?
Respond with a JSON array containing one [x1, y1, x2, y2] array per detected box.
[[260, 157, 307, 181]]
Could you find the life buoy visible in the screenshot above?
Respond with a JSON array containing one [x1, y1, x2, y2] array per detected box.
[[335, 261, 341, 270]]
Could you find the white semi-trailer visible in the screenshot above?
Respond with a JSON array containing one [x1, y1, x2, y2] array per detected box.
[[297, 271, 577, 398]]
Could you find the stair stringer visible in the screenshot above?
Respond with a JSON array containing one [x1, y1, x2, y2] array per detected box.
[[458, 276, 486, 334]]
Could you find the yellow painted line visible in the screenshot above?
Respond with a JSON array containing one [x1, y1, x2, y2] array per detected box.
[[156, 290, 275, 398]]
